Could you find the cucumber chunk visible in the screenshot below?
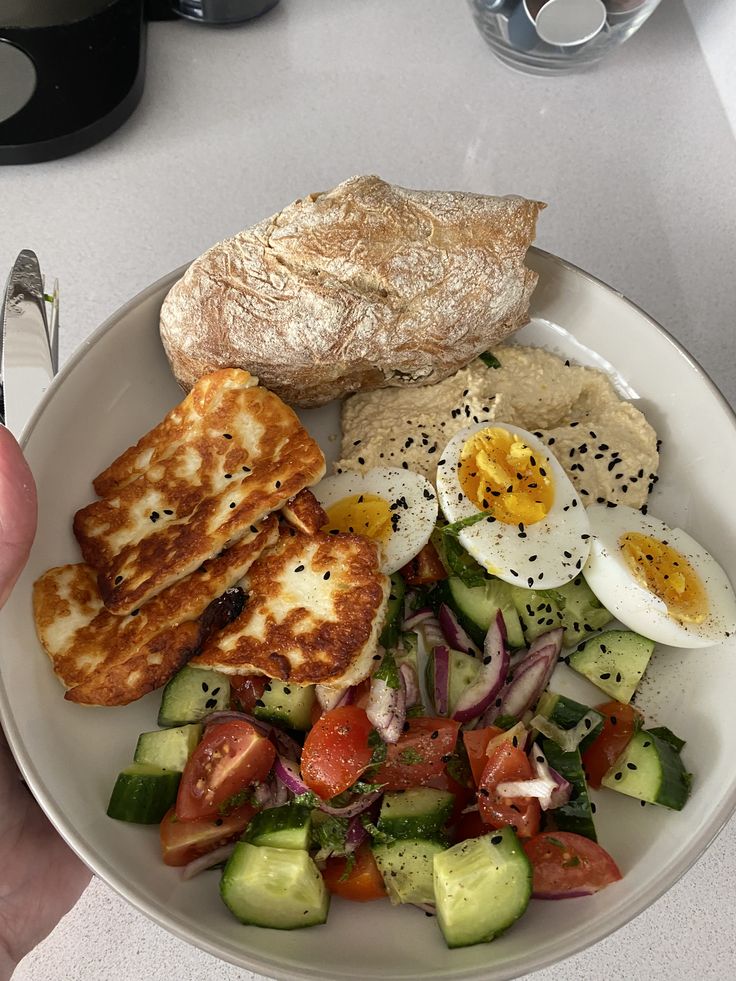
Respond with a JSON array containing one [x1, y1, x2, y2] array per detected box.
[[106, 763, 181, 824], [540, 738, 597, 841], [254, 680, 315, 731], [433, 828, 531, 948], [158, 665, 230, 727], [534, 691, 604, 752], [511, 575, 613, 647], [425, 648, 480, 716], [220, 843, 329, 929], [242, 804, 312, 850], [601, 729, 691, 810], [133, 723, 203, 772], [377, 788, 454, 841], [447, 576, 525, 649], [372, 838, 445, 905], [568, 629, 655, 703], [379, 571, 407, 649]]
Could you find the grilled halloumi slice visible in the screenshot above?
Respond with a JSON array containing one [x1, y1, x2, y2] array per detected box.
[[33, 516, 279, 706], [280, 488, 328, 535], [191, 526, 390, 686], [73, 369, 325, 615]]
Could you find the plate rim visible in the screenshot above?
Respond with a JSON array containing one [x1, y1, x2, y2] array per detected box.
[[3, 247, 736, 980]]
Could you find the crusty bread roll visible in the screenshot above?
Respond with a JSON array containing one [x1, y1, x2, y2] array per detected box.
[[160, 176, 545, 407]]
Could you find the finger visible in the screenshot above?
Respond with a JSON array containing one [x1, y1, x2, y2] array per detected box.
[[0, 425, 37, 607]]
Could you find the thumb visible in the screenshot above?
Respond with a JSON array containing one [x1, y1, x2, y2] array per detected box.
[[0, 425, 37, 607]]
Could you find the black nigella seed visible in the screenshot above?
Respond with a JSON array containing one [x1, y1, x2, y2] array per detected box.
[[130, 609, 140, 617], [242, 465, 251, 473], [150, 511, 159, 522], [431, 730, 439, 739], [223, 433, 232, 439], [627, 762, 638, 771], [224, 473, 232, 479], [295, 564, 305, 572], [229, 502, 236, 509], [323, 571, 331, 580], [614, 772, 623, 781], [275, 480, 281, 489], [211, 687, 220, 696], [584, 718, 592, 729], [255, 699, 265, 708], [114, 575, 123, 585], [600, 672, 611, 680], [643, 741, 651, 748], [164, 508, 173, 515], [205, 698, 217, 709], [201, 682, 209, 692], [358, 457, 365, 465], [529, 555, 537, 562]]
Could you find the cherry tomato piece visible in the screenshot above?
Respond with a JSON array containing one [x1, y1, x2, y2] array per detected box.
[[462, 726, 504, 786], [301, 706, 375, 800], [582, 701, 643, 789], [373, 718, 460, 791], [229, 675, 268, 713], [159, 803, 256, 866], [477, 742, 541, 839], [175, 719, 275, 821], [523, 831, 622, 897], [322, 844, 387, 902], [399, 542, 448, 585]]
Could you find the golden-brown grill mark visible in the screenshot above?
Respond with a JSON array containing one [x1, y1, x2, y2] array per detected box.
[[33, 516, 279, 705], [191, 527, 390, 686], [72, 369, 325, 615]]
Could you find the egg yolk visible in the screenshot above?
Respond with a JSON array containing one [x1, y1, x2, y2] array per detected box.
[[458, 428, 554, 525], [322, 493, 393, 543], [619, 532, 709, 624]]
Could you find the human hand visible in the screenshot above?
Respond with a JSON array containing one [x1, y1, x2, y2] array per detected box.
[[0, 426, 92, 980]]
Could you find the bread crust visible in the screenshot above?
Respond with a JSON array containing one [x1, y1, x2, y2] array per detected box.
[[160, 176, 545, 407]]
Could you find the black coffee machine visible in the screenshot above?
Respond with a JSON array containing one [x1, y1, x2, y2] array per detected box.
[[0, 0, 279, 165]]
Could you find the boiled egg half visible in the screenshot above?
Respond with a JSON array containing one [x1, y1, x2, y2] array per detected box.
[[312, 467, 438, 574], [436, 422, 591, 589], [584, 504, 736, 648]]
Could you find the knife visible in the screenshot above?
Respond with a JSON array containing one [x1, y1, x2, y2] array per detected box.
[[0, 250, 58, 437]]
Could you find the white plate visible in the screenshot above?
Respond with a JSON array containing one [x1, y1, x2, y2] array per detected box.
[[1, 248, 735, 981]]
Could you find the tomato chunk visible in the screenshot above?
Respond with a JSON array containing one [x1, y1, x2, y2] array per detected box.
[[523, 831, 622, 897], [477, 742, 541, 839], [462, 726, 504, 786], [229, 675, 267, 713], [399, 542, 448, 585], [582, 701, 643, 789], [322, 844, 387, 902], [373, 718, 460, 791], [175, 719, 275, 821], [159, 803, 256, 866], [301, 706, 375, 800]]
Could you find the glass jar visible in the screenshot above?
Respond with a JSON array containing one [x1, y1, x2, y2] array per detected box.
[[467, 0, 663, 75]]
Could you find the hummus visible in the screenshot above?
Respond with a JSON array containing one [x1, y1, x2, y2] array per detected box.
[[336, 344, 659, 509]]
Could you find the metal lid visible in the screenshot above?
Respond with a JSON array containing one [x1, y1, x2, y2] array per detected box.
[[535, 0, 607, 45]]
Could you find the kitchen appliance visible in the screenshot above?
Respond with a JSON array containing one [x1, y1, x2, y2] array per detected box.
[[0, 0, 279, 165]]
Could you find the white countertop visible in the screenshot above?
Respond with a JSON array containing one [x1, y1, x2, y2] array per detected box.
[[5, 1, 736, 978]]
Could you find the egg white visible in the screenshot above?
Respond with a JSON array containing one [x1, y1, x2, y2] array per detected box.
[[584, 504, 736, 648], [312, 467, 438, 574], [436, 422, 591, 589]]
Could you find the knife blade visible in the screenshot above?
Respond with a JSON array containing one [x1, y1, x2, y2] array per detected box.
[[1, 250, 56, 437]]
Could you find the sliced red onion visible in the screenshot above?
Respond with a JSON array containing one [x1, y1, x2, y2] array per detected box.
[[366, 671, 406, 744], [432, 645, 450, 716], [414, 615, 447, 653], [274, 755, 310, 796], [530, 711, 603, 753], [399, 661, 420, 707], [252, 781, 274, 809], [316, 684, 355, 712], [530, 742, 572, 809], [181, 843, 236, 880], [438, 604, 480, 657], [489, 642, 558, 722], [345, 815, 368, 854], [451, 612, 509, 724], [318, 790, 383, 818], [496, 778, 561, 799], [402, 607, 435, 631]]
